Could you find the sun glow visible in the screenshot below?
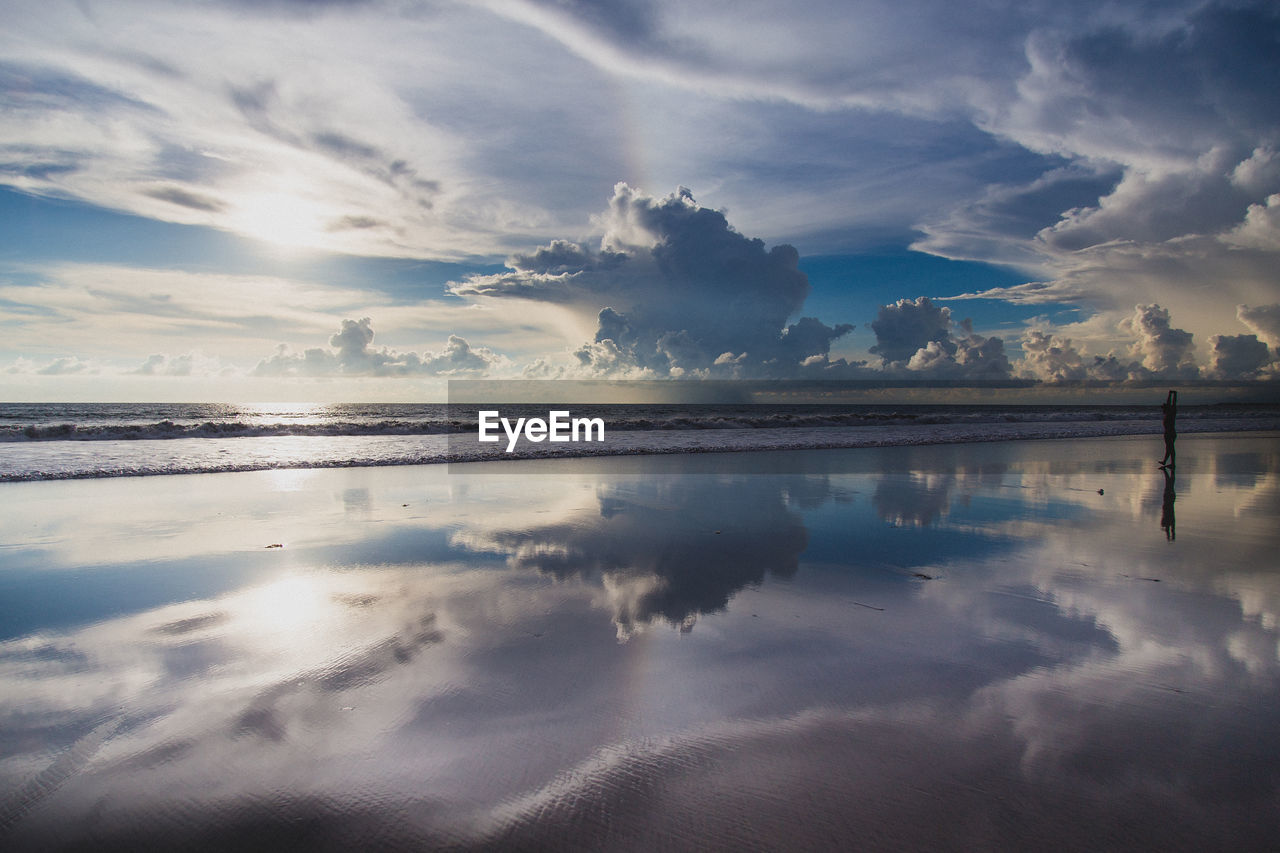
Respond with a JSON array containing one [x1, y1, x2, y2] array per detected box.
[[231, 191, 329, 251]]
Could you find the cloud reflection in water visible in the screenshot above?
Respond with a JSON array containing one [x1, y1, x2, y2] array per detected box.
[[0, 435, 1278, 849]]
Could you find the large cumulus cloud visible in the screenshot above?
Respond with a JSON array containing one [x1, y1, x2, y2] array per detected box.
[[253, 318, 504, 377], [1017, 330, 1128, 382], [1207, 334, 1274, 380], [1017, 304, 1210, 382], [1122, 303, 1199, 378], [868, 297, 1011, 379], [1238, 303, 1280, 348], [453, 185, 856, 377], [1015, 301, 1280, 382]]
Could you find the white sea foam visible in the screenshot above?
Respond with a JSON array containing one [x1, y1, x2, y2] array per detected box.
[[2, 415, 1276, 481], [5, 401, 1278, 443]]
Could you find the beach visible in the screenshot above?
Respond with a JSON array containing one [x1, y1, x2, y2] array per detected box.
[[2, 432, 1279, 850], [7, 0, 1280, 847]]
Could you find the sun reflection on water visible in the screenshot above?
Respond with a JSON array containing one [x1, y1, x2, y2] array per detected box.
[[242, 575, 329, 640]]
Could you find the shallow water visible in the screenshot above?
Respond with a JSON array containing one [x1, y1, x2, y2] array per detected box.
[[1, 434, 1278, 850]]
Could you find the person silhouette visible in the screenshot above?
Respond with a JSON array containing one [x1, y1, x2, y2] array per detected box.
[[1160, 465, 1176, 541], [1159, 390, 1177, 468]]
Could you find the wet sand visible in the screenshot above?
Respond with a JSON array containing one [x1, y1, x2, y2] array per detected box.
[[1, 433, 1278, 850]]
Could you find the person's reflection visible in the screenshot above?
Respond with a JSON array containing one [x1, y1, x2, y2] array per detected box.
[[1160, 466, 1176, 541]]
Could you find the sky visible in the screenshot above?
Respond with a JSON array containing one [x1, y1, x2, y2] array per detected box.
[[1, 0, 1278, 401]]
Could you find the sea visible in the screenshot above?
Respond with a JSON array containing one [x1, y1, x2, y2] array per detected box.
[[3, 401, 1279, 482]]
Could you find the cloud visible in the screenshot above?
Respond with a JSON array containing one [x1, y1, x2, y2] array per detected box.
[[454, 185, 856, 377], [1238, 303, 1280, 348], [868, 296, 953, 365], [3, 0, 1279, 383], [868, 297, 1263, 383], [912, 165, 1125, 268], [129, 352, 226, 377], [326, 215, 386, 232], [418, 334, 503, 375], [12, 351, 228, 382], [1037, 155, 1264, 254], [1122, 303, 1199, 378], [1009, 301, 1280, 383], [1017, 330, 1129, 382], [912, 4, 1280, 350], [1, 0, 1273, 263], [0, 263, 409, 366], [1227, 193, 1280, 250], [32, 356, 96, 376], [1207, 334, 1273, 380], [999, 6, 1280, 166], [0, 5, 510, 258], [141, 186, 227, 213], [447, 472, 814, 638], [252, 317, 505, 377], [481, 0, 1020, 116], [997, 301, 1212, 382], [869, 297, 1010, 378]]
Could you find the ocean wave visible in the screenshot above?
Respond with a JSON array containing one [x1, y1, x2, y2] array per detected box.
[[5, 405, 1276, 442], [2, 419, 466, 442], [3, 417, 1277, 482]]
